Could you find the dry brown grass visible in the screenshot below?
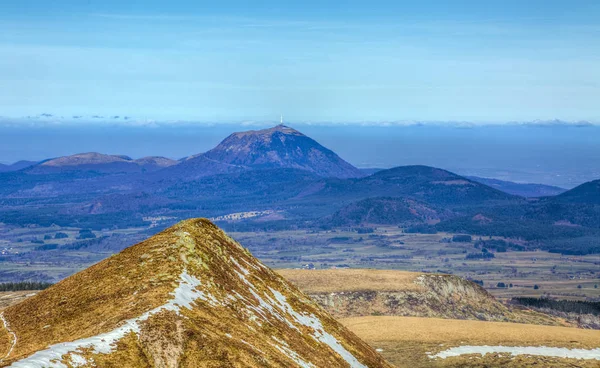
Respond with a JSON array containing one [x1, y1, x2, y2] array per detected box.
[[0, 219, 392, 368], [342, 316, 600, 348], [277, 269, 424, 293], [0, 291, 38, 310], [342, 316, 600, 368]]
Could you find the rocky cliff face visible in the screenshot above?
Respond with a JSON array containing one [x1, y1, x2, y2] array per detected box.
[[0, 219, 390, 367], [279, 270, 562, 326]]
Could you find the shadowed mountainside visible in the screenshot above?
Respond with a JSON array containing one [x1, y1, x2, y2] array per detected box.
[[300, 165, 521, 209], [326, 197, 453, 227], [553, 179, 600, 204]]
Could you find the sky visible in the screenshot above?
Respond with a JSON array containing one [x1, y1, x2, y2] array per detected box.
[[1, 0, 599, 123]]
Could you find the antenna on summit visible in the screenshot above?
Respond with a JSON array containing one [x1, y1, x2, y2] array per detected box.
[[280, 114, 283, 125]]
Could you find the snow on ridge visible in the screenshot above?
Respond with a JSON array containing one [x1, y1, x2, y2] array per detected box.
[[229, 260, 368, 368], [431, 345, 600, 360], [8, 270, 204, 368], [267, 287, 368, 368]]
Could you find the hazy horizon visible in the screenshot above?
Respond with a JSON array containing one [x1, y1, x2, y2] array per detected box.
[[2, 122, 599, 188]]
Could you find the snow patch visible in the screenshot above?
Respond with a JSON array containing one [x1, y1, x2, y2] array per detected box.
[[230, 256, 250, 275], [228, 271, 368, 367], [0, 313, 17, 361], [9, 270, 205, 368], [267, 288, 368, 368], [431, 345, 600, 360], [272, 343, 316, 368], [68, 354, 88, 367]]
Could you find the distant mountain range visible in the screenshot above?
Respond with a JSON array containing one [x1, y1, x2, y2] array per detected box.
[[17, 124, 363, 179], [1, 124, 600, 255]]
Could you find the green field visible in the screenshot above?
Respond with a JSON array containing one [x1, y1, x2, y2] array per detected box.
[[1, 222, 599, 300], [232, 226, 600, 300]]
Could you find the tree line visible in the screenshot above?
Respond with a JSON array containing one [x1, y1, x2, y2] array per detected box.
[[512, 297, 600, 316]]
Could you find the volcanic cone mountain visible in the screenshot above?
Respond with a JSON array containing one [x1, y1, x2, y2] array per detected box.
[[0, 219, 390, 368], [202, 124, 364, 178]]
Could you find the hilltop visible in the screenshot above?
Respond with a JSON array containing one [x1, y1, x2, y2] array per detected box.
[[301, 165, 521, 211], [26, 153, 177, 174], [553, 179, 600, 204], [202, 124, 364, 178], [0, 161, 37, 173], [0, 219, 390, 367]]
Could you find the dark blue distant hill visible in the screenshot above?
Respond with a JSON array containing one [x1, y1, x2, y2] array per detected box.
[[0, 160, 37, 172], [466, 176, 566, 197], [304, 165, 520, 207], [553, 179, 600, 204]]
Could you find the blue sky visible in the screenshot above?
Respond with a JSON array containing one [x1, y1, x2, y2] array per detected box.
[[1, 0, 599, 122]]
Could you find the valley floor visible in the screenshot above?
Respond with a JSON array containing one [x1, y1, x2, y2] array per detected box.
[[234, 226, 600, 301], [1, 223, 599, 302]]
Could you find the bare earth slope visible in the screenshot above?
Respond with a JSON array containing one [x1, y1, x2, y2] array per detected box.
[[0, 219, 390, 367], [278, 269, 562, 325]]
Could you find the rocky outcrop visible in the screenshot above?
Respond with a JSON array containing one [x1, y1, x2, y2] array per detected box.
[[280, 270, 563, 326]]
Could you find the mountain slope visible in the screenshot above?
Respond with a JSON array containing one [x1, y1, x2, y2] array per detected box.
[[154, 154, 247, 181], [512, 179, 600, 232], [133, 156, 178, 169], [0, 219, 389, 367], [327, 197, 452, 226], [552, 179, 600, 204], [202, 124, 364, 178], [467, 176, 566, 197], [305, 166, 521, 209]]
